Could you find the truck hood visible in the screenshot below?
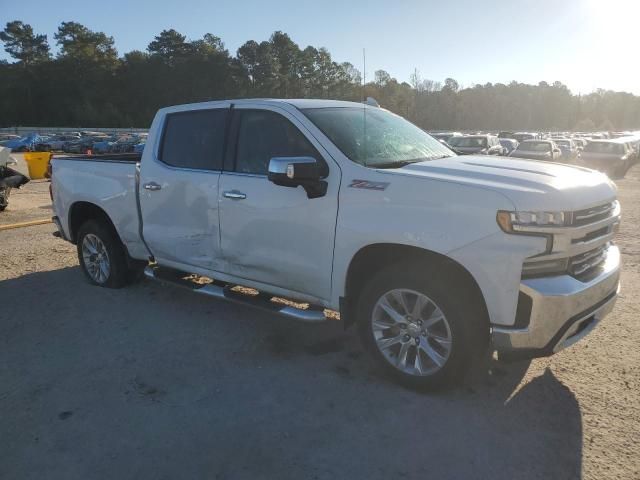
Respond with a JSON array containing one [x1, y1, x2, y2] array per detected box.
[[385, 155, 617, 211]]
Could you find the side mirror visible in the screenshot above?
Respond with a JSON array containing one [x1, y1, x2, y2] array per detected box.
[[553, 148, 561, 154], [268, 156, 327, 199]]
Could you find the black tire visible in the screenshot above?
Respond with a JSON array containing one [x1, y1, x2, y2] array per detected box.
[[356, 261, 484, 390], [76, 219, 131, 288], [126, 259, 147, 283]]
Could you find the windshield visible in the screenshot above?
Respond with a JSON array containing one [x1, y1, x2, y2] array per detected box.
[[302, 107, 454, 167], [517, 141, 551, 152], [555, 140, 570, 147], [584, 142, 624, 155], [448, 136, 487, 148]]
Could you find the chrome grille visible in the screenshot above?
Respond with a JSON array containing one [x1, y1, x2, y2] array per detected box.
[[520, 199, 619, 282], [571, 202, 615, 227], [569, 244, 608, 278], [572, 226, 610, 244]]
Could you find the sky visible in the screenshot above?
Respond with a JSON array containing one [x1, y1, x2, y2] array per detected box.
[[1, 0, 639, 94]]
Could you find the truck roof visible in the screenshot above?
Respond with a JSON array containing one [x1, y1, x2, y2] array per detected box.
[[232, 98, 365, 109], [158, 99, 369, 115], [276, 99, 365, 109]]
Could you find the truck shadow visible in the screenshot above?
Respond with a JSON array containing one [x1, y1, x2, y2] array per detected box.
[[0, 267, 582, 480]]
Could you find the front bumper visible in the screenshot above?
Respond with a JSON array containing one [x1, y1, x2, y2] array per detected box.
[[492, 244, 620, 359]]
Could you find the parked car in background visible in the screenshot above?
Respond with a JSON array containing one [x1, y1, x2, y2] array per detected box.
[[0, 134, 20, 145], [92, 137, 118, 154], [512, 132, 538, 143], [497, 131, 515, 139], [64, 137, 101, 154], [80, 131, 107, 137], [429, 131, 463, 143], [581, 140, 635, 178], [572, 138, 588, 149], [110, 136, 142, 153], [499, 138, 519, 154], [3, 133, 46, 152], [553, 138, 580, 161], [37, 134, 81, 151], [133, 142, 145, 154], [509, 140, 562, 161], [620, 135, 640, 161], [447, 135, 505, 155]]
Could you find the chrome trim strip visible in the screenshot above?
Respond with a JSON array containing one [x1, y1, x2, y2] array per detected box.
[[222, 190, 247, 200], [574, 202, 614, 221]]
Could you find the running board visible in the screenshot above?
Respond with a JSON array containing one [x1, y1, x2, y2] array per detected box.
[[143, 266, 327, 323]]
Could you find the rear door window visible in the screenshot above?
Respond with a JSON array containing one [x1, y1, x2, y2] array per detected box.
[[160, 109, 228, 170]]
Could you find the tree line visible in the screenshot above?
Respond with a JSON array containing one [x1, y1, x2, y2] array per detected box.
[[1, 20, 639, 131]]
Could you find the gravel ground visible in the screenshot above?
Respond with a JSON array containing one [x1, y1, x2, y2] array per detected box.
[[0, 164, 638, 479]]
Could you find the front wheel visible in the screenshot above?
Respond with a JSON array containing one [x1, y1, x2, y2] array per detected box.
[[357, 263, 481, 390]]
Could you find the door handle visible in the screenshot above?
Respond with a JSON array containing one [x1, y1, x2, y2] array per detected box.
[[223, 190, 247, 200], [143, 182, 162, 191]]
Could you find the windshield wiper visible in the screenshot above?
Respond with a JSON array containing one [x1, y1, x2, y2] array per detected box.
[[370, 155, 453, 169], [372, 160, 419, 169]]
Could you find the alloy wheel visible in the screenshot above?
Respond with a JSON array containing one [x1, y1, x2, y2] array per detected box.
[[372, 288, 453, 376]]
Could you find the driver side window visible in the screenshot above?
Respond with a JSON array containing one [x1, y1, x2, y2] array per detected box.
[[234, 110, 320, 175]]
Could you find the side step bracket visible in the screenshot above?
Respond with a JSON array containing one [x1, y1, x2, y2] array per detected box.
[[143, 266, 327, 323]]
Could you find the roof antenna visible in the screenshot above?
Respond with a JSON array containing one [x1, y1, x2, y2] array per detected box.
[[362, 48, 367, 167]]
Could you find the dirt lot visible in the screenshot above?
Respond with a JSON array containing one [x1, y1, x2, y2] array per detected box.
[[0, 161, 638, 479]]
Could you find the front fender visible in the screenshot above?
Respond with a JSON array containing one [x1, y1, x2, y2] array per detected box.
[[331, 171, 523, 314]]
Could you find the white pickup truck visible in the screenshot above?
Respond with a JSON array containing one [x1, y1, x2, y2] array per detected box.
[[51, 99, 621, 389]]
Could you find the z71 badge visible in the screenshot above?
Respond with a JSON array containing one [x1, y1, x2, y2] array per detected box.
[[349, 179, 390, 191]]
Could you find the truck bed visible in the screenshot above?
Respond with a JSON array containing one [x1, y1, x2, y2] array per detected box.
[[51, 155, 149, 260]]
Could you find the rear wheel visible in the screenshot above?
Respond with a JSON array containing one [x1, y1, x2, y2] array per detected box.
[[357, 262, 482, 390], [76, 220, 136, 288]]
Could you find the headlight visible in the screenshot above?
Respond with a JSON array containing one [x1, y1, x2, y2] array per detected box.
[[497, 210, 566, 233]]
